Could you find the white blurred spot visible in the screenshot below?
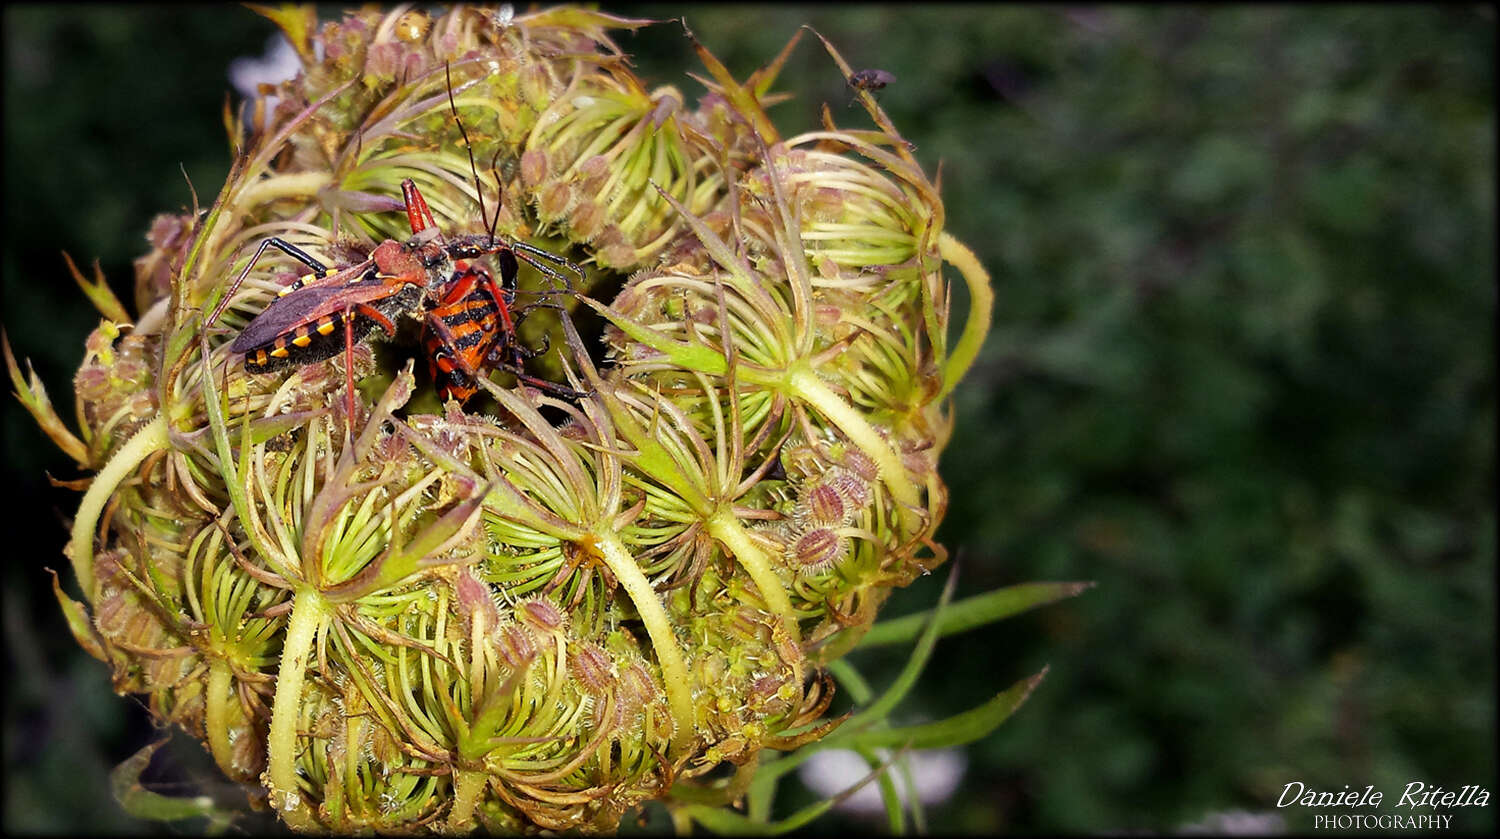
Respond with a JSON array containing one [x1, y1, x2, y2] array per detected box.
[[229, 34, 303, 112], [799, 747, 967, 816], [1178, 809, 1286, 835]]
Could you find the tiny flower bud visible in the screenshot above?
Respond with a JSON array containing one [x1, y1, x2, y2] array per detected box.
[[539, 181, 574, 220], [825, 468, 871, 510], [600, 240, 638, 270], [619, 662, 661, 713], [495, 624, 537, 670], [840, 447, 879, 483], [578, 154, 610, 186], [569, 200, 605, 241], [521, 148, 549, 189], [814, 304, 842, 328], [75, 367, 110, 402], [365, 42, 404, 80], [455, 570, 499, 634]]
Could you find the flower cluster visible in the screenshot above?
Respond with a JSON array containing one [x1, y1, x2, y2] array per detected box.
[[13, 5, 992, 833]]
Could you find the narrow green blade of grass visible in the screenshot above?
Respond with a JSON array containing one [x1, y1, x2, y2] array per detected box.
[[857, 582, 1094, 649], [846, 667, 1048, 751]]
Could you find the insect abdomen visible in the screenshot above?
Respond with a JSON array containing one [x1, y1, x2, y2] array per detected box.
[[239, 285, 424, 373], [426, 288, 503, 402]]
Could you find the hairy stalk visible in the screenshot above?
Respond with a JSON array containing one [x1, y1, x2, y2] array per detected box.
[[784, 365, 920, 510], [204, 658, 239, 780], [448, 769, 488, 831], [266, 587, 328, 830], [594, 531, 695, 756], [68, 414, 168, 597], [705, 511, 796, 639]]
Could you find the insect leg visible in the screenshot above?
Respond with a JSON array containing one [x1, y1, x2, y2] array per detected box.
[[342, 307, 356, 438], [511, 242, 584, 292], [336, 303, 400, 436], [423, 308, 486, 380], [488, 358, 593, 402], [505, 304, 554, 361], [207, 237, 330, 329]]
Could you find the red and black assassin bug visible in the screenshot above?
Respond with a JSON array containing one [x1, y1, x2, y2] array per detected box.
[[209, 178, 584, 433], [420, 234, 585, 405], [207, 68, 586, 433]]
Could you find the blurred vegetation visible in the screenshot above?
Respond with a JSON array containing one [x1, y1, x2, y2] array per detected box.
[[3, 4, 1493, 834]]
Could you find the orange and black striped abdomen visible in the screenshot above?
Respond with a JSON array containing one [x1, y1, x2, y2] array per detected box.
[[425, 286, 506, 403], [235, 281, 424, 373]]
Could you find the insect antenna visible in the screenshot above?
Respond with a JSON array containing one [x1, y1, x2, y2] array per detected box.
[[446, 63, 496, 240], [443, 64, 585, 296], [485, 147, 505, 245]]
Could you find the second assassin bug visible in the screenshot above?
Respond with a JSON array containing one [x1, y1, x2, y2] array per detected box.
[[421, 254, 576, 405], [205, 66, 588, 433]]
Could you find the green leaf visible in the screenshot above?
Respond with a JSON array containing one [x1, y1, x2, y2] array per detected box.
[[576, 295, 730, 376], [63, 252, 132, 324], [834, 567, 958, 738], [845, 667, 1048, 751], [827, 658, 874, 705], [866, 747, 906, 833], [679, 801, 832, 837], [857, 581, 1094, 649], [4, 330, 89, 466], [684, 751, 896, 835], [110, 738, 238, 832]]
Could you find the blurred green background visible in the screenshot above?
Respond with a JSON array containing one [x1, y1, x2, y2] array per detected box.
[[3, 4, 1493, 834]]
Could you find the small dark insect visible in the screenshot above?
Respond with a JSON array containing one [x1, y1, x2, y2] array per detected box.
[[847, 68, 896, 94]]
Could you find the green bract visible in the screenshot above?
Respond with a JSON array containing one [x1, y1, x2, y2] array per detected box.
[[10, 4, 1026, 834]]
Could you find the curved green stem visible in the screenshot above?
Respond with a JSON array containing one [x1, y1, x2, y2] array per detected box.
[[68, 415, 168, 598], [205, 659, 240, 780], [266, 587, 328, 830], [786, 366, 920, 511], [706, 511, 797, 639], [594, 531, 696, 757], [447, 770, 488, 832], [935, 232, 993, 401]]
